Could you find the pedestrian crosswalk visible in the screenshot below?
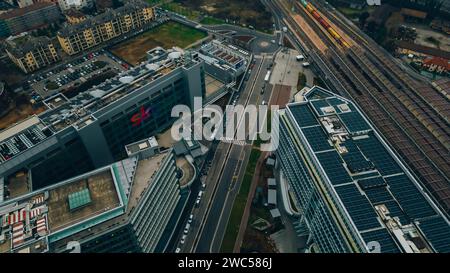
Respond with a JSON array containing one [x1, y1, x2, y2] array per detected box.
[[219, 137, 248, 146]]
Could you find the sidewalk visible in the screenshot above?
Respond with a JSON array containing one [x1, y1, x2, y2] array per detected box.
[[233, 149, 267, 252]]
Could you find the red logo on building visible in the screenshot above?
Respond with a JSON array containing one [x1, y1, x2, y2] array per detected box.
[[131, 106, 152, 126]]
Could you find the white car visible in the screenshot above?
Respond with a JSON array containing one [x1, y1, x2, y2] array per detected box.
[[184, 223, 190, 234], [175, 248, 181, 253], [188, 214, 194, 223]]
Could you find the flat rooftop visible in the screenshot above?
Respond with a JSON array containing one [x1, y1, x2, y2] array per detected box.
[[285, 86, 450, 253], [205, 74, 225, 97], [125, 136, 159, 156], [0, 116, 53, 164], [0, 148, 176, 252], [47, 170, 121, 232], [0, 162, 124, 253], [199, 40, 248, 68], [127, 152, 168, 209], [47, 151, 173, 251]]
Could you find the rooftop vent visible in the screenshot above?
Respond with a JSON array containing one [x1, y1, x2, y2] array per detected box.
[[119, 75, 134, 84]]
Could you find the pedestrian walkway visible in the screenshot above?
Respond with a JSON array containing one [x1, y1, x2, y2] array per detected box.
[[233, 151, 267, 252]]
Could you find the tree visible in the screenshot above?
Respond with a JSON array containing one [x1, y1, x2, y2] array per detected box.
[[359, 11, 370, 28]]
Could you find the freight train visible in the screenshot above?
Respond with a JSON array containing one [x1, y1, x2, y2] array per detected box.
[[300, 0, 350, 48]]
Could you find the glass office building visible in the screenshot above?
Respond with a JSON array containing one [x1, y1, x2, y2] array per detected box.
[[276, 86, 450, 253], [0, 50, 205, 193]]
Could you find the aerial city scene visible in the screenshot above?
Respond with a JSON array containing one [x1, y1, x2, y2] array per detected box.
[[0, 0, 449, 261]]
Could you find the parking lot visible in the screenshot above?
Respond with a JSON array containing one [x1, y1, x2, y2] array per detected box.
[[30, 51, 126, 99]]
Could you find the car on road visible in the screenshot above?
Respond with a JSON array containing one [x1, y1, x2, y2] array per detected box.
[[184, 223, 190, 234], [180, 234, 187, 244], [175, 248, 181, 253], [188, 214, 194, 224], [195, 191, 203, 206]]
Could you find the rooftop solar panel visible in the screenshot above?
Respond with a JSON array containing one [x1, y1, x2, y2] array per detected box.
[[361, 229, 401, 253], [316, 151, 353, 185], [364, 187, 394, 204], [385, 175, 437, 220], [352, 171, 380, 180], [301, 126, 332, 152], [383, 200, 410, 225], [338, 111, 371, 133], [305, 89, 333, 100], [326, 97, 346, 106], [342, 141, 374, 173], [311, 100, 330, 115], [334, 184, 381, 231], [355, 133, 403, 176], [418, 216, 450, 253], [289, 104, 319, 127], [358, 176, 386, 190]]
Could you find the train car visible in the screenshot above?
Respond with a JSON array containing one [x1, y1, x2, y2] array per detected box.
[[341, 40, 350, 48], [303, 0, 350, 48], [328, 28, 342, 40], [311, 10, 321, 20], [318, 17, 331, 29]]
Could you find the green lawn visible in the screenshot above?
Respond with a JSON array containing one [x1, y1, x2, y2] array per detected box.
[[200, 16, 225, 25], [109, 21, 207, 65], [161, 2, 201, 20], [220, 148, 262, 252], [337, 6, 376, 19], [146, 0, 165, 5], [253, 110, 272, 148]]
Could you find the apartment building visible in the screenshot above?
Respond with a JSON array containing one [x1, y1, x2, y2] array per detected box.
[[57, 0, 154, 55], [5, 35, 60, 73], [0, 2, 61, 37]]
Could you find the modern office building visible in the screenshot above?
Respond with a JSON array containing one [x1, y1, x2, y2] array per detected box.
[[58, 0, 94, 11], [57, 0, 154, 55], [5, 35, 60, 73], [197, 39, 249, 83], [275, 86, 450, 253], [0, 2, 62, 37], [0, 137, 195, 253], [0, 49, 205, 199]]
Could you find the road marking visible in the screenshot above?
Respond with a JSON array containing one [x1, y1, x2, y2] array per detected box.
[[208, 57, 272, 253]]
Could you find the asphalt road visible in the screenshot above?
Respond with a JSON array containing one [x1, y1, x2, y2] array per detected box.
[[193, 55, 274, 253]]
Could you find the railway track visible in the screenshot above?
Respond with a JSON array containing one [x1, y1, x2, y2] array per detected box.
[[274, 0, 450, 217], [314, 1, 450, 128]]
